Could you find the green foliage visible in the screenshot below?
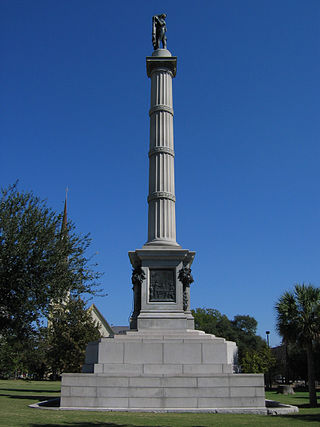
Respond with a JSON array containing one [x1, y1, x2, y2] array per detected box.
[[232, 315, 257, 335], [275, 284, 320, 346], [0, 329, 48, 379], [0, 337, 25, 378], [231, 315, 265, 362], [275, 283, 320, 407], [46, 296, 101, 375], [192, 307, 265, 364], [0, 298, 101, 378], [0, 183, 102, 338], [192, 308, 237, 341], [241, 344, 276, 374]]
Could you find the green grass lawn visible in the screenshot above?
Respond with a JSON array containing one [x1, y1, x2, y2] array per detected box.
[[0, 380, 319, 426]]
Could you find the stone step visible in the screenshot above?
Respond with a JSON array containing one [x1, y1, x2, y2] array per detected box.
[[61, 372, 265, 409]]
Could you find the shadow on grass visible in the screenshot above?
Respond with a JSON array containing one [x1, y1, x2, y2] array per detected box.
[[0, 393, 57, 401], [278, 395, 320, 400], [38, 397, 60, 407], [295, 403, 319, 408], [0, 388, 60, 393], [281, 413, 320, 422], [28, 424, 171, 427]]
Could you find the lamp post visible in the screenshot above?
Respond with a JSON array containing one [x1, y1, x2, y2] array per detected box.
[[266, 330, 270, 347], [265, 330, 271, 390]]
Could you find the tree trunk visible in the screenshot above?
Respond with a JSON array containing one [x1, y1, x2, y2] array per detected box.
[[306, 343, 317, 407], [285, 343, 290, 384]]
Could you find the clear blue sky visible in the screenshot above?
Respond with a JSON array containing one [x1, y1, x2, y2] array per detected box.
[[1, 1, 319, 346]]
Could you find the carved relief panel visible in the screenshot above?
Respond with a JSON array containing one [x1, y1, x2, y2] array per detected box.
[[149, 269, 176, 302]]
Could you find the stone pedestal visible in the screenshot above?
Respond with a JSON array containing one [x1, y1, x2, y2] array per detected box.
[[129, 248, 195, 330], [61, 329, 265, 412]]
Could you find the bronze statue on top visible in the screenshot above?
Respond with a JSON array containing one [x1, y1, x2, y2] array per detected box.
[[152, 14, 167, 50]]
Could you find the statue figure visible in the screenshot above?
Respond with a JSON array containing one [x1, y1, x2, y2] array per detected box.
[[178, 267, 194, 287], [130, 266, 145, 329], [131, 266, 145, 287], [152, 14, 167, 50], [178, 267, 194, 311]]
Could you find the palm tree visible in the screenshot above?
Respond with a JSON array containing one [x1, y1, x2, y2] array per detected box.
[[275, 284, 320, 407]]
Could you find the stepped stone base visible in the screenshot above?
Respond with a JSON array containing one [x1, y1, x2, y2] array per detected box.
[[60, 330, 265, 411], [61, 372, 265, 411]]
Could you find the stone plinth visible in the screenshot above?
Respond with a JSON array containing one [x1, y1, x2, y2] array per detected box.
[[61, 329, 265, 412], [81, 330, 237, 375], [61, 372, 265, 411], [129, 248, 195, 330]]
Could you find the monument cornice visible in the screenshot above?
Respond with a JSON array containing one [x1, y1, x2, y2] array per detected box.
[[146, 56, 177, 78], [129, 249, 195, 267]]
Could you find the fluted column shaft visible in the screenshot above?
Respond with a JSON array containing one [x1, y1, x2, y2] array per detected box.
[[145, 52, 178, 246]]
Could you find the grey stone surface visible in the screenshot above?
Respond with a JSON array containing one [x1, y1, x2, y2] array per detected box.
[[30, 398, 299, 415], [129, 377, 162, 387], [128, 248, 196, 331], [61, 370, 266, 410], [102, 364, 143, 374], [71, 322, 259, 411], [183, 364, 224, 374], [163, 342, 201, 364], [143, 363, 183, 375], [266, 399, 299, 415], [145, 53, 178, 245], [82, 329, 238, 375]]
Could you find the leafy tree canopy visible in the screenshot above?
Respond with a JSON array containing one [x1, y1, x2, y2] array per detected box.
[[192, 307, 265, 364], [0, 328, 48, 379], [275, 284, 320, 347], [241, 344, 276, 374], [232, 315, 257, 335], [47, 296, 101, 375], [0, 297, 102, 379], [0, 183, 102, 338], [275, 284, 320, 407]]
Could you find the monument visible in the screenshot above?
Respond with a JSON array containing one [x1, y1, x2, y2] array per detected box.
[[61, 15, 266, 413]]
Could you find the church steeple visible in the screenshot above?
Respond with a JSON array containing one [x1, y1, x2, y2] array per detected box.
[[61, 187, 68, 236]]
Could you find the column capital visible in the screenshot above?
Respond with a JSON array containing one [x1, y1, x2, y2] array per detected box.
[[146, 56, 177, 78]]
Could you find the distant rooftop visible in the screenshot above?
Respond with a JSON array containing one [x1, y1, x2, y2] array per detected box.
[[111, 326, 130, 335]]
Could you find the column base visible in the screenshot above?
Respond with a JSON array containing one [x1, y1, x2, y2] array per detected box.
[[143, 239, 181, 248]]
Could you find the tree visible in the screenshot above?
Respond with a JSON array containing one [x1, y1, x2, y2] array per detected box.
[[0, 299, 102, 379], [192, 308, 237, 342], [192, 308, 265, 365], [275, 284, 320, 407], [0, 183, 102, 338], [232, 315, 257, 335], [0, 329, 48, 379], [46, 296, 101, 376], [231, 315, 265, 363], [241, 344, 276, 374]]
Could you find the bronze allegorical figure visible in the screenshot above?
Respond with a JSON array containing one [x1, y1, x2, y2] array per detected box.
[[152, 14, 167, 50]]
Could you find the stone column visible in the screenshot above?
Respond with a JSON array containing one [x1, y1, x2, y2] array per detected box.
[[128, 48, 195, 331], [145, 49, 179, 247]]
